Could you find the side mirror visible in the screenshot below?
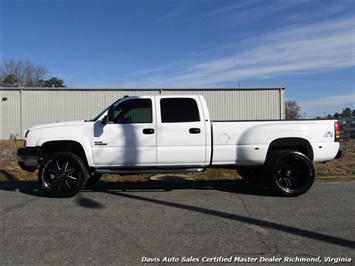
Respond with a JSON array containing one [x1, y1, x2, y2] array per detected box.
[[101, 115, 107, 124], [107, 105, 116, 123]]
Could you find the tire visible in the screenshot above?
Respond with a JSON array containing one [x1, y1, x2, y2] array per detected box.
[[266, 150, 315, 197], [236, 166, 263, 182], [85, 172, 102, 187], [39, 152, 88, 197]]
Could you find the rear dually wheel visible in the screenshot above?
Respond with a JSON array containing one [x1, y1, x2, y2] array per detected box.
[[266, 150, 315, 197]]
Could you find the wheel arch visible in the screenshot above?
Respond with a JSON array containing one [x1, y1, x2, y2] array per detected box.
[[40, 140, 90, 167], [267, 138, 313, 161]]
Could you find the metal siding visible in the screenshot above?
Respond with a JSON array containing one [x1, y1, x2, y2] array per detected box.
[[170, 89, 284, 120], [0, 88, 285, 139], [159, 89, 283, 120], [1, 90, 21, 139]]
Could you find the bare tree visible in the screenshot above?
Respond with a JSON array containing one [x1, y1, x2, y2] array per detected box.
[[0, 59, 48, 87], [285, 100, 301, 120]]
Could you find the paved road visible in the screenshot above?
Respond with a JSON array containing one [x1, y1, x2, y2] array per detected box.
[[1, 180, 354, 265]]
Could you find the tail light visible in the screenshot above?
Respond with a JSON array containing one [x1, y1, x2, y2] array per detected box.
[[335, 122, 340, 142]]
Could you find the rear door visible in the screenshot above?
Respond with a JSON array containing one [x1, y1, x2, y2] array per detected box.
[[155, 96, 209, 166]]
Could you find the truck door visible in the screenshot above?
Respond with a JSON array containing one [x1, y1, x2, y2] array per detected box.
[[92, 97, 156, 167], [156, 96, 209, 166]]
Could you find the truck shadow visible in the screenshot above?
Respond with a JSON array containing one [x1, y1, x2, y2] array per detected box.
[[88, 179, 271, 196], [0, 179, 271, 197], [1, 180, 354, 250], [103, 187, 355, 250]]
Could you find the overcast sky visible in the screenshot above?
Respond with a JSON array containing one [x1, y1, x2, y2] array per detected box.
[[1, 0, 354, 118]]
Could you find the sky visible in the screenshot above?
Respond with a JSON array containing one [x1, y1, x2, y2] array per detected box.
[[1, 0, 354, 118]]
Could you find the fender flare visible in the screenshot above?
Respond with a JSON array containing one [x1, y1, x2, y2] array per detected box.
[[37, 136, 94, 166]]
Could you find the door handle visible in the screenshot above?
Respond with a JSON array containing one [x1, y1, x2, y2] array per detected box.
[[189, 128, 201, 134], [143, 128, 155, 134]]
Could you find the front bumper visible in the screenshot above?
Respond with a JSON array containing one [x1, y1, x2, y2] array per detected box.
[[335, 148, 346, 159], [17, 147, 41, 172]]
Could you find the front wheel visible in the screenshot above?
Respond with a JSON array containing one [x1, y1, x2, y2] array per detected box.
[[266, 150, 315, 197], [39, 152, 88, 197]]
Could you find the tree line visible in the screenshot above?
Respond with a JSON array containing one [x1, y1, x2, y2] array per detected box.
[[329, 108, 354, 119], [286, 100, 354, 120], [0, 59, 66, 88]]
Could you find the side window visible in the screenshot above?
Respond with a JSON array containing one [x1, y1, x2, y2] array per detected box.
[[160, 98, 200, 123], [114, 99, 152, 123]]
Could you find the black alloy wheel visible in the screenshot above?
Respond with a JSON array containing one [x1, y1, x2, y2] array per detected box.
[[267, 150, 315, 197], [39, 152, 88, 197]]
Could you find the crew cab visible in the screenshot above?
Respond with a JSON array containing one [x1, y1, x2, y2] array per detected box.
[[17, 95, 345, 197]]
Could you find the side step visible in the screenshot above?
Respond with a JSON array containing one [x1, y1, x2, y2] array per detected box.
[[95, 167, 205, 175]]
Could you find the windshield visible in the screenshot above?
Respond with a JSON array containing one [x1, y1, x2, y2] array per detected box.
[[89, 98, 122, 121]]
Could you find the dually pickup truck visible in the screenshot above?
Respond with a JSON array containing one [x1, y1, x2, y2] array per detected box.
[[18, 95, 345, 197]]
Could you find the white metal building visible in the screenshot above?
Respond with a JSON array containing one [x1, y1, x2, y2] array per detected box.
[[0, 87, 285, 139]]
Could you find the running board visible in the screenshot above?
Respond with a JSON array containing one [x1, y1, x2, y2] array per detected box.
[[95, 167, 205, 175]]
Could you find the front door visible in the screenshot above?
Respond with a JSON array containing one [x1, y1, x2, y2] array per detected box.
[[92, 97, 156, 167]]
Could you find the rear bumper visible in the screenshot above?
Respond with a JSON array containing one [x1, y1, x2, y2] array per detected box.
[[335, 148, 346, 159], [17, 147, 41, 172]]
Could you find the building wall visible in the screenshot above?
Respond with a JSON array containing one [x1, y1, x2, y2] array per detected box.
[[0, 88, 285, 139]]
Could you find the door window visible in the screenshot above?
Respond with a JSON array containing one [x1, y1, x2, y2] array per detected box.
[[114, 99, 152, 123], [160, 98, 200, 123]]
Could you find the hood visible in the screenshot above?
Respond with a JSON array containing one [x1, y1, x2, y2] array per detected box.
[[29, 120, 86, 131]]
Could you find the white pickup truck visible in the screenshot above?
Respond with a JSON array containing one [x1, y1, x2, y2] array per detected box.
[[18, 95, 345, 197]]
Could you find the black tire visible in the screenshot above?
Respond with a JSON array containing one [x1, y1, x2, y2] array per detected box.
[[236, 166, 264, 182], [85, 172, 102, 187], [266, 150, 315, 197], [39, 152, 88, 197]]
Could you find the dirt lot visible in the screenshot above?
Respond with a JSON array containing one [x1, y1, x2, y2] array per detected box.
[[0, 139, 354, 182]]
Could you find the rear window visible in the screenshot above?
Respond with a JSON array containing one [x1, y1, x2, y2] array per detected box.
[[160, 98, 200, 123]]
